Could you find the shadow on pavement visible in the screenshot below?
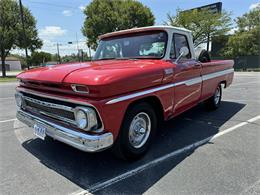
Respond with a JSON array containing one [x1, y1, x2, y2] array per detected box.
[[22, 101, 245, 194]]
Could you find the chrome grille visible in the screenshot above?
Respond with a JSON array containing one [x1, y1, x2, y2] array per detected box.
[[22, 94, 76, 125]]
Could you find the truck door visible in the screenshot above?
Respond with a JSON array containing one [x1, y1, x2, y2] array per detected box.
[[170, 33, 202, 114]]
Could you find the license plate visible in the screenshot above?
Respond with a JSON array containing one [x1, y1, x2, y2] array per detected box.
[[33, 123, 46, 140]]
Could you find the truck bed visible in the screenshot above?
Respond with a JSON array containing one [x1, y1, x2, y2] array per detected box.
[[201, 60, 234, 75]]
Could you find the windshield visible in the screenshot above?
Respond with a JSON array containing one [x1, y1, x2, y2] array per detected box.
[[93, 31, 167, 60]]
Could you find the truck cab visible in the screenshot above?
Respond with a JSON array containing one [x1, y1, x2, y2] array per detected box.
[[15, 26, 234, 160]]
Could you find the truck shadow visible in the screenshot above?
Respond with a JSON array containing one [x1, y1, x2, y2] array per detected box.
[[22, 101, 245, 194]]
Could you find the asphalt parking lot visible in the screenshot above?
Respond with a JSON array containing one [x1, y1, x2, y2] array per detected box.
[[0, 72, 259, 195]]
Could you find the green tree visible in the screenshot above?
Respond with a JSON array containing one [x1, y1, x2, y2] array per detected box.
[[62, 53, 79, 62], [236, 8, 260, 32], [16, 6, 42, 53], [165, 9, 232, 50], [62, 52, 91, 63], [51, 54, 60, 62], [223, 8, 260, 57], [82, 0, 155, 49], [0, 0, 42, 77], [30, 51, 52, 66]]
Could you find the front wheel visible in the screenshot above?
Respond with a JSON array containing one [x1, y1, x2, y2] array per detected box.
[[112, 102, 157, 160], [205, 84, 222, 110]]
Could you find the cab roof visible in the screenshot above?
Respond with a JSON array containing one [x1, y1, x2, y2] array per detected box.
[[99, 25, 191, 39]]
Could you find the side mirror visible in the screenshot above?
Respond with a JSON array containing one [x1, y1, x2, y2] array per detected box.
[[175, 46, 189, 63]]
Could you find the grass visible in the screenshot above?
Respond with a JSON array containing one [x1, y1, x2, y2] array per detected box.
[[0, 76, 17, 82]]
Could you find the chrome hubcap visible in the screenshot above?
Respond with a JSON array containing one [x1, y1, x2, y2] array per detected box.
[[128, 112, 151, 148], [214, 87, 221, 105]]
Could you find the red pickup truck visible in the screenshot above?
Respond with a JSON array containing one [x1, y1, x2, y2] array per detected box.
[[15, 26, 234, 160]]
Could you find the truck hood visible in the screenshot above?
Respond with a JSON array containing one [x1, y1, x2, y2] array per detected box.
[[17, 60, 171, 98]]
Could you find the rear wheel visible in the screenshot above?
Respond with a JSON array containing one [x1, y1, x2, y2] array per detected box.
[[205, 84, 222, 110], [113, 102, 157, 160]]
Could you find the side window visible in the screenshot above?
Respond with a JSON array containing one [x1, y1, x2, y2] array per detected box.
[[174, 34, 191, 59]]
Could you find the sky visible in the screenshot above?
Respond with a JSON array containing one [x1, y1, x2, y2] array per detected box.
[[12, 0, 260, 57]]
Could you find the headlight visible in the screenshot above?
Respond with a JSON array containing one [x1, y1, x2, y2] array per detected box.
[[15, 93, 23, 107], [74, 107, 98, 131], [75, 109, 88, 129]]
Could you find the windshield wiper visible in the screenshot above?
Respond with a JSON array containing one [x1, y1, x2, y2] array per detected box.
[[93, 57, 116, 61], [93, 57, 138, 61], [115, 57, 138, 60]]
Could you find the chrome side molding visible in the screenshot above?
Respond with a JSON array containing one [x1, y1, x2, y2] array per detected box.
[[106, 68, 234, 104]]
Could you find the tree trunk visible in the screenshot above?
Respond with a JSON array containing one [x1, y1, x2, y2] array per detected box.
[[1, 55, 6, 78]]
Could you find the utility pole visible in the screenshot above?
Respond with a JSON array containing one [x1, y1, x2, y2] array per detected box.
[[76, 32, 80, 62], [56, 43, 61, 63], [206, 33, 210, 52], [19, 0, 30, 70], [88, 47, 91, 61], [79, 49, 83, 62], [87, 42, 91, 61]]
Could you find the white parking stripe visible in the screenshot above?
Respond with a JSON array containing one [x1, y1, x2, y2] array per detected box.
[[71, 115, 260, 195], [70, 189, 93, 195], [0, 118, 16, 123], [231, 81, 259, 87], [224, 99, 260, 103], [0, 97, 14, 100]]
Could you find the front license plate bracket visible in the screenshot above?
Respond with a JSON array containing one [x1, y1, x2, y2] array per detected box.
[[33, 122, 46, 140]]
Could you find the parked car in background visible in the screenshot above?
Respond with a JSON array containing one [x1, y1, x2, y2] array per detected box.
[[41, 61, 59, 67]]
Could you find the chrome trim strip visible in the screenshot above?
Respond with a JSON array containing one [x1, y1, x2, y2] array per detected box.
[[17, 87, 94, 107], [106, 68, 234, 104], [177, 77, 202, 86], [202, 68, 234, 81], [23, 96, 74, 112], [23, 95, 76, 125], [16, 109, 113, 152], [38, 110, 76, 125], [106, 83, 175, 104]]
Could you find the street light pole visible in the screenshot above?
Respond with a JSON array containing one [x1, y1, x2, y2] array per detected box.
[[18, 0, 30, 69]]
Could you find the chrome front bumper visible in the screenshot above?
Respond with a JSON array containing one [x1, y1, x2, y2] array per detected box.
[[16, 110, 113, 152]]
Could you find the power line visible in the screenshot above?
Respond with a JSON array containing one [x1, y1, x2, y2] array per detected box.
[[24, 5, 69, 12], [24, 5, 84, 14], [25, 0, 79, 10], [40, 39, 87, 44]]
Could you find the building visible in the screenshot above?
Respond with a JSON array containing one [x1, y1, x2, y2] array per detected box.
[[0, 57, 22, 71]]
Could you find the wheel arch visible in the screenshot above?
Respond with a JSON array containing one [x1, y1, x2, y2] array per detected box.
[[220, 80, 227, 88], [126, 95, 164, 124]]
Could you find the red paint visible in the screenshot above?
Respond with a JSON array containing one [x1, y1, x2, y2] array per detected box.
[[16, 58, 234, 140], [16, 26, 234, 143], [173, 59, 202, 114]]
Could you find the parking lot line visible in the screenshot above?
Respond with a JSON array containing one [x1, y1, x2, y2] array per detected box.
[[231, 81, 260, 87], [0, 97, 14, 100], [0, 118, 17, 123], [70, 115, 260, 195]]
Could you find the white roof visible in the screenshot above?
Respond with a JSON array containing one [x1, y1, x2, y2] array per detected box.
[[135, 25, 191, 32], [99, 25, 191, 39]]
